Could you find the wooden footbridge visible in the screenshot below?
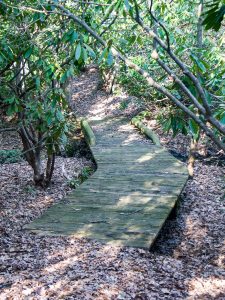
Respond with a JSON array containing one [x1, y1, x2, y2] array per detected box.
[[24, 117, 188, 249]]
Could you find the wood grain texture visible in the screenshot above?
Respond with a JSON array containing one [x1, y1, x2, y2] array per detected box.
[[24, 117, 188, 249]]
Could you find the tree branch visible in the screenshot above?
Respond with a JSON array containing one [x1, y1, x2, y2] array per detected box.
[[51, 2, 225, 151], [147, 0, 171, 51], [134, 8, 213, 117]]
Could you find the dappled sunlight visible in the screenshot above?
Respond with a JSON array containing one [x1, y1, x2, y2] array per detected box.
[[184, 216, 208, 239], [2, 232, 224, 299], [23, 113, 188, 251], [214, 253, 225, 268], [1, 18, 223, 295], [187, 277, 225, 298], [136, 152, 156, 163], [115, 193, 174, 208], [88, 106, 107, 116], [117, 123, 135, 132], [116, 193, 154, 206], [44, 254, 79, 274], [120, 134, 144, 144], [1, 240, 128, 298]]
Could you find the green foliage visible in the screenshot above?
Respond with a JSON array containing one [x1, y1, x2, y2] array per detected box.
[[110, 0, 224, 142], [134, 111, 151, 122], [68, 177, 80, 189], [0, 0, 98, 142], [23, 185, 36, 195], [203, 0, 225, 31], [157, 107, 201, 140], [80, 166, 94, 180], [0, 0, 98, 184], [117, 67, 154, 100], [0, 0, 224, 156], [68, 166, 94, 188], [64, 142, 77, 157], [119, 100, 129, 110], [214, 102, 225, 125], [0, 149, 23, 164], [157, 108, 188, 137]]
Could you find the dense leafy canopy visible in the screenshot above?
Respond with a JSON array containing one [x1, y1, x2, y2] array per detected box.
[[203, 0, 225, 31], [0, 0, 224, 184]]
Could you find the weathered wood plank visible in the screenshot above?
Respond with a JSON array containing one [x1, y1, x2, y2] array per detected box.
[[24, 117, 188, 249]]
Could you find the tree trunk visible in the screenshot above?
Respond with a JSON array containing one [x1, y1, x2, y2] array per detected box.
[[54, 4, 225, 151], [33, 150, 45, 186], [107, 59, 119, 94], [45, 153, 55, 187], [188, 139, 198, 178], [197, 0, 204, 49], [19, 125, 55, 187]]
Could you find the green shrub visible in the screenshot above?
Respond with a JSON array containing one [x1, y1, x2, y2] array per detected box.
[[80, 166, 93, 181], [68, 177, 80, 189], [119, 100, 129, 110], [0, 149, 23, 164], [64, 141, 78, 157], [68, 166, 94, 189]]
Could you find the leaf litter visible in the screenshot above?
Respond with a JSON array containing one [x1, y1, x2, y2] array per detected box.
[[0, 66, 224, 299]]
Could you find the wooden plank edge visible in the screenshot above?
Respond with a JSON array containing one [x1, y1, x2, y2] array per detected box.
[[148, 180, 188, 250]]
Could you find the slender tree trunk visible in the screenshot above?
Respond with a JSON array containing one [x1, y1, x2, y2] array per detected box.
[[107, 58, 119, 94], [188, 0, 204, 178], [197, 0, 204, 49], [49, 3, 225, 151], [33, 147, 45, 186], [153, 19, 158, 50], [188, 139, 198, 178], [19, 124, 55, 187], [45, 153, 55, 186], [19, 128, 44, 185]]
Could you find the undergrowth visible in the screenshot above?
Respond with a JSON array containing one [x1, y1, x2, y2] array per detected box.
[[0, 149, 23, 164], [68, 166, 94, 188]]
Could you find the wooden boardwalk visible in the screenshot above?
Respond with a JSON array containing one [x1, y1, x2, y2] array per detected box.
[[24, 117, 188, 249]]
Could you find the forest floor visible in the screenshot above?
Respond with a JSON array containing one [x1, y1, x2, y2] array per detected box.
[[0, 66, 224, 300]]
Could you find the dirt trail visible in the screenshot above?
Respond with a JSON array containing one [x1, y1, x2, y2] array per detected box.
[[70, 66, 142, 120]]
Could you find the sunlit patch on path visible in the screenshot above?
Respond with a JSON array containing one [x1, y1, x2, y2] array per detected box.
[[24, 116, 188, 249]]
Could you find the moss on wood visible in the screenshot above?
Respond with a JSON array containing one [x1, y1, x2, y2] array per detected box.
[[81, 119, 96, 146], [131, 117, 161, 146]]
